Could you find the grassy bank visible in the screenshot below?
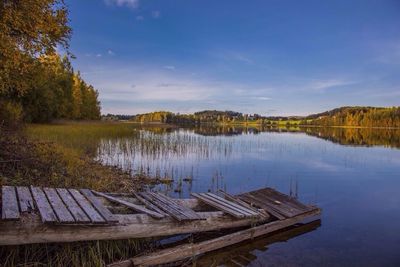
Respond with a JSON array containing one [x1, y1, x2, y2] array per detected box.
[[0, 124, 161, 266]]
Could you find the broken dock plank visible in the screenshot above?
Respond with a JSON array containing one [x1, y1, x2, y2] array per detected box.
[[16, 186, 35, 213], [191, 193, 246, 218], [44, 188, 75, 224], [109, 208, 321, 267], [30, 186, 58, 223], [56, 188, 91, 223], [80, 189, 118, 223], [1, 186, 20, 220], [218, 190, 270, 219], [133, 192, 167, 217], [139, 192, 202, 221], [68, 189, 106, 224], [205, 193, 259, 216], [92, 191, 165, 219]]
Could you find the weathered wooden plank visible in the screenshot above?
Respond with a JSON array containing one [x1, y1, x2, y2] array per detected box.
[[133, 192, 167, 217], [68, 189, 106, 224], [151, 192, 201, 220], [250, 191, 300, 217], [191, 193, 245, 218], [43, 188, 75, 224], [16, 186, 35, 213], [205, 193, 258, 216], [92, 191, 165, 219], [56, 188, 91, 223], [238, 194, 286, 220], [80, 189, 118, 223], [30, 186, 58, 223], [202, 193, 255, 217], [111, 208, 321, 267], [79, 189, 116, 223], [1, 186, 20, 220], [0, 210, 263, 245], [140, 192, 186, 221], [218, 190, 269, 219]]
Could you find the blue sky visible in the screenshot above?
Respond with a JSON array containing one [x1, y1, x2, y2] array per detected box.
[[67, 0, 400, 115]]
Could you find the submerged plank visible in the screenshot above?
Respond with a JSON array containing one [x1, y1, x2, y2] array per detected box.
[[43, 188, 75, 224], [30, 186, 58, 223], [68, 189, 106, 224], [80, 189, 118, 223], [16, 187, 35, 213], [1, 186, 20, 220], [92, 191, 165, 219], [113, 208, 321, 267], [57, 188, 91, 223]]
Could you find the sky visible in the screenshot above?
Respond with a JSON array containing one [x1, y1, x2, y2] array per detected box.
[[66, 0, 400, 116]]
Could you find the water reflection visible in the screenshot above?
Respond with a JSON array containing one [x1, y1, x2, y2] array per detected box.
[[194, 220, 321, 267]]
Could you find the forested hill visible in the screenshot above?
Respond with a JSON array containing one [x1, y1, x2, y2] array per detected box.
[[302, 106, 400, 127]]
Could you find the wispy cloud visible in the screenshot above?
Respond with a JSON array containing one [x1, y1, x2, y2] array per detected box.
[[163, 65, 175, 70], [136, 15, 144, 21], [104, 0, 139, 9], [96, 54, 102, 58], [151, 10, 161, 19], [307, 79, 356, 92], [107, 50, 115, 56]]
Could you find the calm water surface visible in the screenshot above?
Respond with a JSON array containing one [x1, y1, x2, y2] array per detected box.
[[30, 124, 400, 266]]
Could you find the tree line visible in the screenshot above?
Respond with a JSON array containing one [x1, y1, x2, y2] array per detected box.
[[301, 107, 400, 128], [132, 107, 400, 128], [0, 0, 100, 126]]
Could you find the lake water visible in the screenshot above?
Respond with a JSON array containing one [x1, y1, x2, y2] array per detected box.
[[29, 124, 400, 266]]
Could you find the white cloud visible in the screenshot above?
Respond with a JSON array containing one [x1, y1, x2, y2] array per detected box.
[[151, 10, 161, 18], [163, 65, 175, 70], [307, 79, 355, 92], [104, 0, 139, 8], [96, 54, 102, 58], [254, 96, 272, 101], [107, 50, 115, 56], [136, 15, 144, 21]]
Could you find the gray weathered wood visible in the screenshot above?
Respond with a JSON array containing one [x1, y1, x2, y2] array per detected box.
[[218, 190, 269, 218], [110, 208, 321, 267], [238, 193, 286, 220], [68, 189, 106, 224], [1, 186, 20, 220], [16, 187, 35, 213], [80, 189, 118, 223], [43, 188, 75, 224], [139, 192, 186, 221], [191, 193, 245, 218], [30, 186, 58, 223], [56, 188, 91, 223], [133, 192, 167, 216], [205, 193, 258, 216], [92, 191, 165, 219], [151, 192, 200, 219]]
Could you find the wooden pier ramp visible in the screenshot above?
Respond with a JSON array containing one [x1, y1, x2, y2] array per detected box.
[[0, 185, 320, 257]]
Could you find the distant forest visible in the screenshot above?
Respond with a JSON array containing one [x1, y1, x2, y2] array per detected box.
[[0, 1, 101, 126], [131, 107, 400, 128]]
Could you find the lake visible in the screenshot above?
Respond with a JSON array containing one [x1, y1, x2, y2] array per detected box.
[[27, 123, 400, 266]]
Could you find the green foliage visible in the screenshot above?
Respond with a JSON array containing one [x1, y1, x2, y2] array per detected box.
[[0, 1, 100, 125]]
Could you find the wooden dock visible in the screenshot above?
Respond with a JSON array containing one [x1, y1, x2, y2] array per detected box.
[[0, 185, 320, 265]]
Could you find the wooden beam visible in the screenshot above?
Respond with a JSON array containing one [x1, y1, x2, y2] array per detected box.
[[1, 186, 20, 220], [92, 191, 165, 219], [110, 208, 321, 267], [0, 211, 264, 246]]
